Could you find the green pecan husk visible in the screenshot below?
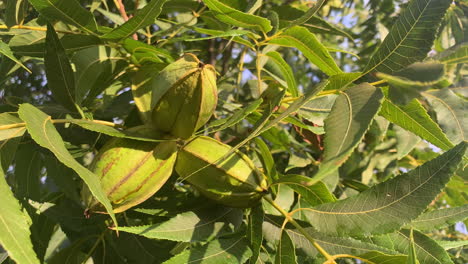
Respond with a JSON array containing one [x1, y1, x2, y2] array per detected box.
[[151, 53, 217, 139], [175, 136, 268, 208], [84, 136, 177, 213]]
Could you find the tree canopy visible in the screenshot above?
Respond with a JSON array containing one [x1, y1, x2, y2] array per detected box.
[[0, 0, 467, 263]]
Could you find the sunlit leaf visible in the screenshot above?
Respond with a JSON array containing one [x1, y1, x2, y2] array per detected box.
[[263, 214, 398, 258], [380, 98, 454, 151], [371, 229, 453, 264], [203, 0, 272, 33], [0, 41, 30, 73], [304, 142, 466, 236], [364, 0, 452, 74], [101, 0, 168, 40], [0, 113, 25, 141], [115, 206, 242, 242], [28, 0, 98, 34], [286, 0, 326, 29], [264, 51, 298, 97], [274, 175, 336, 206], [163, 235, 252, 264], [0, 168, 40, 264], [268, 26, 342, 76], [405, 204, 468, 231], [17, 103, 117, 226]]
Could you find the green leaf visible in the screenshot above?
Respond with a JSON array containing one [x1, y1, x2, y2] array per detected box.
[[275, 230, 297, 264], [115, 207, 242, 242], [298, 94, 337, 126], [44, 156, 81, 202], [11, 33, 104, 57], [407, 229, 420, 264], [0, 167, 40, 264], [17, 103, 117, 227], [223, 81, 327, 164], [264, 51, 298, 97], [101, 0, 168, 40], [363, 0, 452, 74], [263, 214, 398, 258], [372, 229, 453, 264], [405, 204, 468, 231], [268, 26, 342, 76], [192, 27, 255, 48], [5, 0, 28, 28], [71, 46, 123, 104], [203, 0, 272, 33], [28, 0, 98, 34], [313, 83, 384, 181], [185, 29, 253, 42], [45, 25, 79, 113], [59, 119, 167, 142], [394, 125, 421, 159], [122, 38, 173, 63], [286, 0, 326, 28], [436, 240, 468, 250], [438, 43, 468, 65], [274, 175, 336, 206], [14, 144, 43, 200], [358, 251, 407, 264], [0, 113, 25, 141], [247, 204, 264, 264], [423, 88, 467, 145], [378, 62, 446, 105], [0, 41, 30, 73], [303, 142, 466, 237], [380, 98, 454, 151], [206, 98, 263, 133], [163, 236, 252, 264]]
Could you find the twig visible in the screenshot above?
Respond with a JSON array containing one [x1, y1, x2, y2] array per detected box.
[[113, 0, 138, 40]]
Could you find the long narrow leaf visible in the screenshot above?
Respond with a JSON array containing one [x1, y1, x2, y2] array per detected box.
[[380, 98, 454, 151], [0, 41, 30, 73], [28, 0, 98, 34], [101, 0, 168, 40], [0, 169, 40, 264], [265, 51, 298, 97], [268, 26, 342, 76], [405, 205, 468, 231], [364, 0, 451, 74], [203, 0, 272, 33], [45, 25, 79, 112], [17, 104, 118, 227], [304, 142, 466, 237]]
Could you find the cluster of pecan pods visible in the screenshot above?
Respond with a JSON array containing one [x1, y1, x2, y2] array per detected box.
[[84, 54, 268, 213]]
